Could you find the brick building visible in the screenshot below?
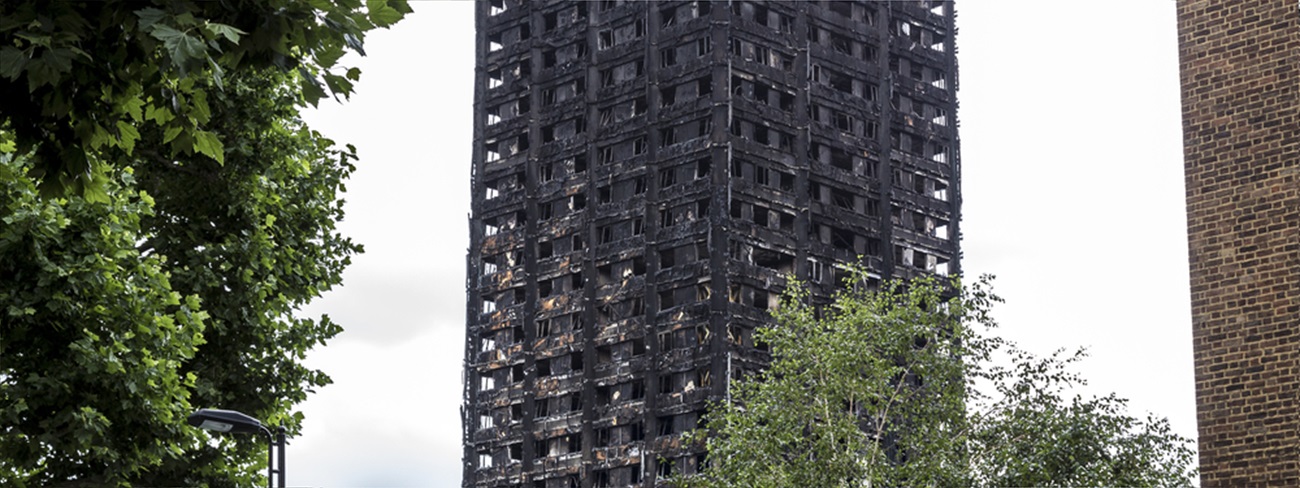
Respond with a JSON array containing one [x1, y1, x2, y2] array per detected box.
[[463, 1, 960, 486], [1177, 0, 1300, 485]]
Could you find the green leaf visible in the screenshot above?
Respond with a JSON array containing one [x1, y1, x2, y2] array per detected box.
[[176, 35, 207, 66], [81, 167, 110, 204], [204, 23, 245, 44], [190, 89, 210, 123], [345, 67, 361, 81], [135, 7, 167, 30], [14, 31, 52, 47], [25, 58, 60, 91], [122, 96, 145, 122], [322, 73, 353, 99], [0, 46, 29, 80], [315, 43, 345, 69], [298, 67, 326, 107], [192, 130, 223, 164], [115, 121, 140, 154], [389, 0, 414, 14], [42, 48, 74, 73], [161, 125, 183, 144], [367, 0, 404, 27], [146, 103, 174, 125], [148, 24, 185, 44], [208, 58, 225, 91]]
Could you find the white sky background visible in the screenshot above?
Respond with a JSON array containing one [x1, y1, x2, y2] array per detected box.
[[292, 1, 1195, 486]]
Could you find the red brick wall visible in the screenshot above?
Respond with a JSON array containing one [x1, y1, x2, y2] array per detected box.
[[1177, 0, 1300, 485]]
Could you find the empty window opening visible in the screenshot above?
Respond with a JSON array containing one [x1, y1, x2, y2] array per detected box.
[[660, 85, 677, 106], [830, 147, 853, 172], [830, 227, 855, 252], [659, 127, 677, 147], [932, 179, 949, 201], [657, 459, 673, 477], [831, 33, 852, 56], [828, 1, 852, 20], [831, 188, 856, 211], [598, 29, 614, 49], [488, 31, 503, 52], [750, 288, 770, 310], [510, 364, 525, 383], [660, 46, 677, 67], [537, 316, 553, 339], [657, 415, 674, 436], [933, 107, 948, 126], [660, 167, 678, 188], [697, 36, 712, 55], [931, 69, 948, 90], [931, 143, 949, 163], [753, 248, 795, 273], [835, 111, 854, 132], [778, 90, 795, 111]]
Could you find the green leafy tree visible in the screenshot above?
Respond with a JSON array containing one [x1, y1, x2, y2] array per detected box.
[[969, 348, 1197, 487], [129, 67, 364, 486], [1, 66, 365, 486], [0, 0, 410, 196], [0, 151, 207, 486], [677, 268, 1195, 487], [0, 1, 400, 484]]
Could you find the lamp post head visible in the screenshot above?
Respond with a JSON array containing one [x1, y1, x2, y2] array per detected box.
[[187, 408, 266, 435]]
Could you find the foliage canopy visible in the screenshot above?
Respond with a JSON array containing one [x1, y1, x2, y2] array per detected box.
[[0, 0, 410, 196], [675, 268, 1196, 488], [0, 1, 405, 485]]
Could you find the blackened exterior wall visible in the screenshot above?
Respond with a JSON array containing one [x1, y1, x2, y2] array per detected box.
[[464, 2, 960, 486], [1177, 1, 1300, 485]]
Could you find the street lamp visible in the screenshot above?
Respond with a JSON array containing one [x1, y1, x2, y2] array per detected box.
[[187, 408, 286, 488]]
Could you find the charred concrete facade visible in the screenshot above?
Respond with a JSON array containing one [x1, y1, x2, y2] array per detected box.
[[464, 1, 959, 486], [1177, 0, 1300, 485]]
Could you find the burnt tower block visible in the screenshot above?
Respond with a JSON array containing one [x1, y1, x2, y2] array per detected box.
[[464, 2, 961, 486]]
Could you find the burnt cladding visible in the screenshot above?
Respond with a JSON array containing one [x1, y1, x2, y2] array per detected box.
[[464, 1, 960, 486]]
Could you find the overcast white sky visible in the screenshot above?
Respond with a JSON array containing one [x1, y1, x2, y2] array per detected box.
[[292, 1, 1194, 486]]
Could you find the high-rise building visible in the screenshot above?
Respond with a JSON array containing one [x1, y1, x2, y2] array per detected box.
[[1177, 0, 1299, 485], [463, 1, 959, 486]]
